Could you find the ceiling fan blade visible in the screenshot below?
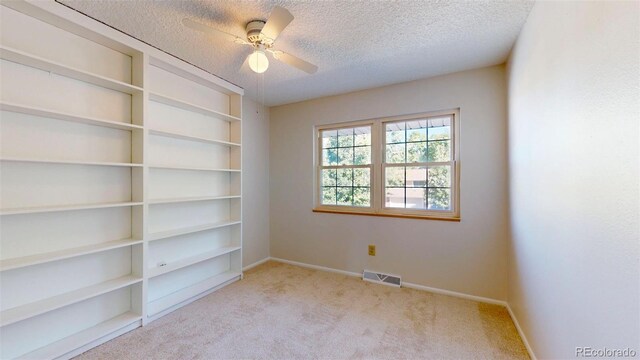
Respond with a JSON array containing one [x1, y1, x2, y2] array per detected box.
[[271, 50, 318, 74], [260, 6, 293, 43], [182, 18, 250, 45]]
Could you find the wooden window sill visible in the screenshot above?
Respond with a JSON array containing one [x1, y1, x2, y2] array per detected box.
[[312, 208, 461, 222]]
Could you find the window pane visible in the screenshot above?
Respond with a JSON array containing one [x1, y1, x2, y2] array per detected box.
[[337, 187, 353, 206], [322, 148, 337, 165], [386, 122, 405, 143], [406, 188, 427, 209], [336, 168, 353, 186], [354, 127, 371, 146], [385, 167, 404, 187], [406, 120, 427, 142], [353, 187, 370, 207], [337, 128, 353, 147], [354, 168, 370, 187], [322, 130, 338, 148], [428, 126, 450, 140], [386, 143, 405, 163], [354, 146, 371, 165], [427, 116, 451, 140], [322, 126, 372, 175], [406, 142, 427, 163], [321, 169, 337, 187], [406, 166, 427, 188], [428, 188, 451, 210], [427, 140, 450, 162], [322, 187, 336, 205], [338, 147, 354, 165], [385, 188, 404, 208], [428, 166, 450, 187]]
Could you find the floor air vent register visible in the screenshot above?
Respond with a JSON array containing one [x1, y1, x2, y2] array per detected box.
[[362, 270, 402, 287]]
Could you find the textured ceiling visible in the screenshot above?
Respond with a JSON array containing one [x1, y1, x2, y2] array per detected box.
[[58, 0, 534, 106]]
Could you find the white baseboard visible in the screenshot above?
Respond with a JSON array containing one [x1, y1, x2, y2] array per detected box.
[[402, 281, 507, 306], [506, 304, 537, 360], [243, 257, 271, 271], [270, 257, 362, 277], [269, 257, 506, 306]]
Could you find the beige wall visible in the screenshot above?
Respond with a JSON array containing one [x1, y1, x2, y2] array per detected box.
[[269, 65, 510, 300], [242, 98, 270, 267], [507, 1, 640, 358]]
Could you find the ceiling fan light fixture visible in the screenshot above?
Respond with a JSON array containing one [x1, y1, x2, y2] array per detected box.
[[183, 6, 317, 75], [248, 49, 269, 73]]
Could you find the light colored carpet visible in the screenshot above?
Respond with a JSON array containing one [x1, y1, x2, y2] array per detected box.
[[76, 261, 529, 359]]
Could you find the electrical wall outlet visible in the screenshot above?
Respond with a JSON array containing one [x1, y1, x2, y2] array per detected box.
[[368, 245, 376, 256]]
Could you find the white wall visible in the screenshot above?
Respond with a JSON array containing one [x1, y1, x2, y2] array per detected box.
[[269, 65, 510, 300], [507, 1, 639, 358], [242, 98, 270, 267]]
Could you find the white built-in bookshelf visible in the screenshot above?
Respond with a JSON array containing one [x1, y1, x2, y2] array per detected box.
[[0, 2, 243, 359]]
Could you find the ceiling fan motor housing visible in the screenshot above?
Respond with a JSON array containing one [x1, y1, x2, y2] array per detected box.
[[246, 20, 267, 44]]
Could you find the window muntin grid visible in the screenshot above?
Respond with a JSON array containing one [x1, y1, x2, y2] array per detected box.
[[383, 116, 453, 211], [320, 126, 372, 207]]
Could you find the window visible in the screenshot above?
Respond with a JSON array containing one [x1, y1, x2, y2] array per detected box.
[[314, 110, 460, 220], [319, 126, 372, 207]]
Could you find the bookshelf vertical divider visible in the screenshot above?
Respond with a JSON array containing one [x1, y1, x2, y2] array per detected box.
[[132, 51, 149, 323], [0, 1, 243, 358]]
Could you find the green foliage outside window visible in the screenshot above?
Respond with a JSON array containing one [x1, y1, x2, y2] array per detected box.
[[319, 115, 456, 214], [384, 121, 452, 210]]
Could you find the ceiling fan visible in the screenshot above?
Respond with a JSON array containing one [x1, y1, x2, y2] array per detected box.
[[183, 6, 318, 75]]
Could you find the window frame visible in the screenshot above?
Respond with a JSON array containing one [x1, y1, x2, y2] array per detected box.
[[315, 120, 377, 213], [314, 109, 460, 221]]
